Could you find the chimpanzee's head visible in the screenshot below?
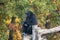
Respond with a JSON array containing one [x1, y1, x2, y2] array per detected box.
[[25, 11, 38, 25], [25, 11, 33, 17]]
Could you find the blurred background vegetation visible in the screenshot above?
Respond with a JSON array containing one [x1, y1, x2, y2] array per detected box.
[[0, 0, 60, 40]]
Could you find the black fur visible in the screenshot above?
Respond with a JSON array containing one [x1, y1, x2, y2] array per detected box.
[[22, 11, 38, 35], [25, 11, 37, 25]]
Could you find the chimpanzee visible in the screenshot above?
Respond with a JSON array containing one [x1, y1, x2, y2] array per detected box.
[[22, 11, 38, 40], [8, 16, 16, 40], [22, 11, 37, 34]]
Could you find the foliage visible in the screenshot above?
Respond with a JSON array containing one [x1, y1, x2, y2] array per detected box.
[[0, 0, 60, 40]]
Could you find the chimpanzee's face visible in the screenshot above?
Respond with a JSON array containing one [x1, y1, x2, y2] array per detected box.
[[26, 13, 31, 17], [25, 11, 32, 17]]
